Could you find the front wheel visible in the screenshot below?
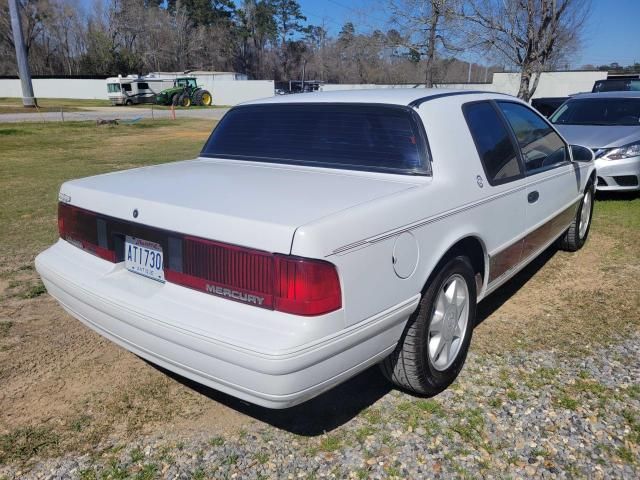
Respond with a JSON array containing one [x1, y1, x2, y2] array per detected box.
[[381, 256, 476, 396], [200, 90, 212, 106], [558, 182, 594, 252]]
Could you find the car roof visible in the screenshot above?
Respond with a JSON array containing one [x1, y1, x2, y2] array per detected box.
[[569, 91, 640, 100], [242, 88, 516, 107]]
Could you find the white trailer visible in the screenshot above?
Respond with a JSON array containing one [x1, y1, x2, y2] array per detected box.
[[106, 75, 174, 105]]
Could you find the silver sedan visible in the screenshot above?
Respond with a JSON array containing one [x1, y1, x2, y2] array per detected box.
[[552, 91, 640, 192]]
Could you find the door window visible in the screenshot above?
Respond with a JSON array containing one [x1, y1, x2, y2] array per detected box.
[[463, 101, 523, 185], [497, 102, 568, 174]]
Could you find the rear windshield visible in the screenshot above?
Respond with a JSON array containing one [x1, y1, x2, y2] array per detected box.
[[201, 104, 430, 175], [550, 98, 640, 126]]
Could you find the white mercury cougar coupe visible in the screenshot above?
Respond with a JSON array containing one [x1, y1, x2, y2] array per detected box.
[[36, 89, 596, 408]]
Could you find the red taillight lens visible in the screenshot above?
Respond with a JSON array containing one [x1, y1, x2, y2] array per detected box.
[[58, 203, 116, 262], [173, 237, 342, 316], [274, 255, 342, 316], [165, 236, 276, 309], [57, 203, 342, 316]]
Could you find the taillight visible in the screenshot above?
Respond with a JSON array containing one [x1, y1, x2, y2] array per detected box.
[[169, 236, 342, 316], [57, 203, 342, 316], [58, 203, 116, 262], [274, 255, 342, 316]]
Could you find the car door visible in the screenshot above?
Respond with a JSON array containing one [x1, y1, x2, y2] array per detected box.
[[462, 101, 528, 285], [496, 101, 581, 260]]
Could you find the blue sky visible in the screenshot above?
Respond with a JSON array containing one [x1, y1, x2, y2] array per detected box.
[[299, 0, 640, 67], [81, 0, 639, 68]]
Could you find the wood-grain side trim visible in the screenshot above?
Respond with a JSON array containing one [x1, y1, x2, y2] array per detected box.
[[487, 200, 579, 284]]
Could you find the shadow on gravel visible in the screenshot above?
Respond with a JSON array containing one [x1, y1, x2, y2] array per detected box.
[[152, 362, 392, 436], [150, 245, 561, 436], [150, 219, 623, 436]]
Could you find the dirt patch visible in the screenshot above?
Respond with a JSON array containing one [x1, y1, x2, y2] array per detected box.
[[103, 124, 212, 149], [474, 230, 639, 355], [0, 270, 251, 461]]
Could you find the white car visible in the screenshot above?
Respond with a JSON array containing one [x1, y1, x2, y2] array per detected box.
[[36, 89, 596, 409]]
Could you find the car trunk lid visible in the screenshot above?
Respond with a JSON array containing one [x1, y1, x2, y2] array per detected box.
[[60, 158, 419, 253]]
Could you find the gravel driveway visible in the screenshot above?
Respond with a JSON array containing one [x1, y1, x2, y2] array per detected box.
[[2, 334, 638, 479]]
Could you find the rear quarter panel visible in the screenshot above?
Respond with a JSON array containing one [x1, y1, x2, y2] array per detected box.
[[291, 94, 531, 327]]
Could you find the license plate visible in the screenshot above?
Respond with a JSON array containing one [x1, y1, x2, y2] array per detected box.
[[125, 236, 165, 282]]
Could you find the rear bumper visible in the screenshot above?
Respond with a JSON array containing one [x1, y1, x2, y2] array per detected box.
[[36, 240, 418, 408], [595, 156, 640, 191]]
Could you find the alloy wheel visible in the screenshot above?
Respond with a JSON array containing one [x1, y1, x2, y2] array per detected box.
[[427, 274, 470, 371]]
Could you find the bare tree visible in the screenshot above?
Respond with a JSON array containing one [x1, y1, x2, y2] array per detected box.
[[463, 0, 590, 101], [387, 0, 462, 87]]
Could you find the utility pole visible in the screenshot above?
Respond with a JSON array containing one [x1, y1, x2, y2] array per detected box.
[[8, 0, 36, 107], [301, 59, 307, 93]]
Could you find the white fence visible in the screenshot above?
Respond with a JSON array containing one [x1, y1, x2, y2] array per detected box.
[[0, 78, 275, 106], [203, 80, 274, 105], [0, 70, 608, 105], [0, 78, 106, 99], [321, 71, 608, 99]]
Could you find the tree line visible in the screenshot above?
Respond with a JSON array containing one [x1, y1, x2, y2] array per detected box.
[[1, 0, 591, 100]]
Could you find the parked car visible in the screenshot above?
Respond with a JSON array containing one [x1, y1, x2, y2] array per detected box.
[[592, 77, 640, 93], [35, 89, 596, 408], [551, 91, 640, 191], [531, 96, 569, 118], [530, 75, 640, 118]]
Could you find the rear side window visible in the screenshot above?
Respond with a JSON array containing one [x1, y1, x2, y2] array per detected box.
[[463, 101, 522, 185], [201, 104, 430, 175], [137, 82, 149, 89], [122, 84, 132, 92], [497, 102, 568, 173]]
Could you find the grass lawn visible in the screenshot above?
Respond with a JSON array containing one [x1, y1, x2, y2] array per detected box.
[[0, 97, 112, 114], [0, 119, 214, 263]]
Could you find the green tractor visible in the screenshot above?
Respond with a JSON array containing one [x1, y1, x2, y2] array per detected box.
[[155, 77, 212, 107]]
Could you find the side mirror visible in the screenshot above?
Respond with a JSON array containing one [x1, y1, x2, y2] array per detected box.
[[570, 145, 595, 162]]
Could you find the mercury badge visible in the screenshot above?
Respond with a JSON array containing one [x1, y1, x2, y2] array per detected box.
[[132, 208, 139, 218]]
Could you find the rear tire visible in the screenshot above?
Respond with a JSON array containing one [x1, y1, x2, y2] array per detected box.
[[558, 181, 594, 252], [380, 256, 476, 396], [178, 93, 191, 108], [193, 90, 203, 106]]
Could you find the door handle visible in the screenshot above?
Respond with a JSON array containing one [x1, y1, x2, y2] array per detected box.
[[528, 191, 539, 203]]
